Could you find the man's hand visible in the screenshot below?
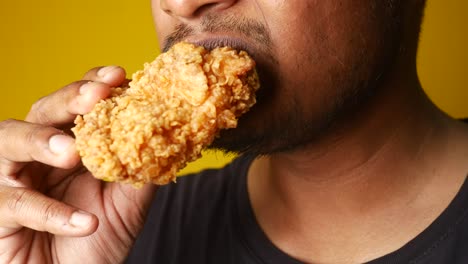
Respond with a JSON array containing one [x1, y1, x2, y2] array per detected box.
[[0, 66, 157, 263]]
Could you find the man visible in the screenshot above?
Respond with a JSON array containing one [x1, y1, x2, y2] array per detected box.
[[0, 0, 467, 263]]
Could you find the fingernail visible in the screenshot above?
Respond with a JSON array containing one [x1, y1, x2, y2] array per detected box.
[[97, 66, 119, 78], [69, 210, 93, 228], [79, 81, 95, 95], [49, 134, 74, 155]]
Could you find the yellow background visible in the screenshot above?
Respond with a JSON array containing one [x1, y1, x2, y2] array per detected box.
[[0, 0, 467, 174]]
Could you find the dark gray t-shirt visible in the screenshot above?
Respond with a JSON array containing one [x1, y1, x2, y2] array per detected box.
[[126, 153, 468, 264]]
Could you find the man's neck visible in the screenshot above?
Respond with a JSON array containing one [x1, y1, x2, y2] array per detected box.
[[247, 75, 468, 263]]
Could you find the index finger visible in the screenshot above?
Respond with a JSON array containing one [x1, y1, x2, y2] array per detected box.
[[25, 66, 126, 126]]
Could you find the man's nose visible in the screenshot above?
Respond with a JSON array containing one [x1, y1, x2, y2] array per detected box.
[[160, 0, 236, 19]]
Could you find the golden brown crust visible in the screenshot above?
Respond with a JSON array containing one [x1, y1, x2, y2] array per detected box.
[[72, 42, 259, 187]]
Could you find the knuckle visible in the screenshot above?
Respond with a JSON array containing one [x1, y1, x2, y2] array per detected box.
[[41, 201, 58, 225], [24, 124, 44, 147], [30, 96, 44, 113], [0, 119, 25, 149], [0, 119, 18, 132], [29, 98, 53, 125], [6, 188, 29, 214], [0, 119, 18, 144]]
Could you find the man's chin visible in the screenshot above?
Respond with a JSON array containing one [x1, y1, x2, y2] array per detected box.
[[209, 110, 311, 156], [209, 124, 313, 156]]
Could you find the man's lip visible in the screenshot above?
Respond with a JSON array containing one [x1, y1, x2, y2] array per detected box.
[[185, 35, 257, 57]]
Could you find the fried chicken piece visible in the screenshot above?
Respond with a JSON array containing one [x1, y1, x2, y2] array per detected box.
[[72, 42, 259, 187]]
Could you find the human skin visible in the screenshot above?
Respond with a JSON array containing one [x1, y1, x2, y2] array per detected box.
[[0, 0, 468, 264], [0, 67, 158, 263]]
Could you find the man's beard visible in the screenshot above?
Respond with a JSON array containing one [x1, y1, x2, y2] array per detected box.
[[162, 4, 403, 157], [210, 66, 387, 156]]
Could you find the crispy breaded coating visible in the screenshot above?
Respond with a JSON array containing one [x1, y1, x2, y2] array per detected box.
[[72, 42, 259, 187]]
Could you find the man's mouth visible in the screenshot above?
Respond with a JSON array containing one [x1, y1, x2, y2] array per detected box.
[[184, 34, 278, 74], [186, 35, 257, 58]]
